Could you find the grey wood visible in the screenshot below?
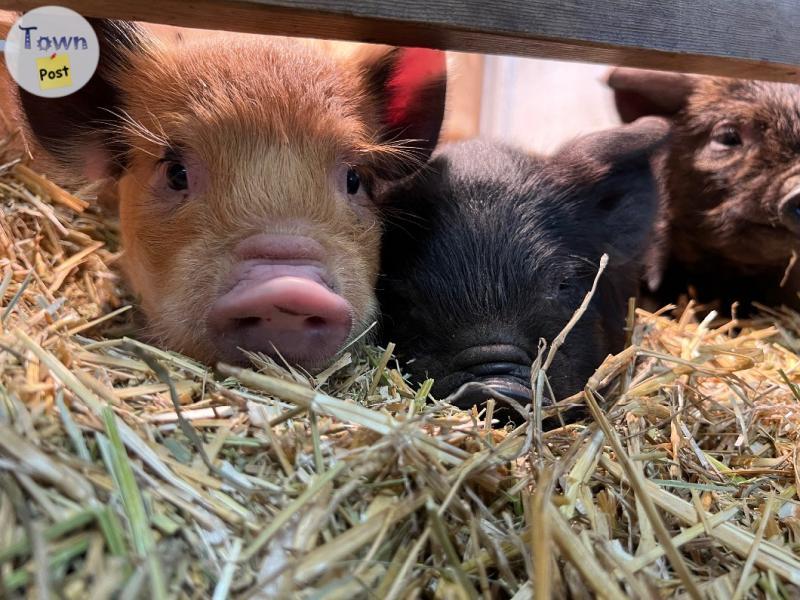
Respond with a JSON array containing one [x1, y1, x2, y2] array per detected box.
[[4, 0, 799, 81]]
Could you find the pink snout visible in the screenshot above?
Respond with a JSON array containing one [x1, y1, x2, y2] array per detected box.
[[208, 235, 354, 369]]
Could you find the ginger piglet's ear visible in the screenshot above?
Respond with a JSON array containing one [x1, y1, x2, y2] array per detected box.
[[360, 46, 447, 179]]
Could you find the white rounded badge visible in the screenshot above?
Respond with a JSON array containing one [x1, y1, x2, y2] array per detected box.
[[4, 6, 100, 98]]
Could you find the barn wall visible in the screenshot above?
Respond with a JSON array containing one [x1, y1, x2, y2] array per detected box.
[[479, 55, 622, 154]]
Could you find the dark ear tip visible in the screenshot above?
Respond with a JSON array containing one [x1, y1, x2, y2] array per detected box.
[[616, 116, 672, 155], [363, 44, 447, 180], [603, 66, 621, 88], [390, 47, 448, 97]]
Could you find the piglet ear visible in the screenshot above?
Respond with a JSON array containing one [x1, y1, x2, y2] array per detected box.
[[552, 116, 669, 177], [18, 19, 149, 182], [360, 46, 447, 179], [605, 67, 697, 123], [553, 118, 670, 261], [583, 115, 671, 166]]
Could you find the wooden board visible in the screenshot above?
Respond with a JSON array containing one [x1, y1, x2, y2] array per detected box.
[[3, 0, 800, 81]]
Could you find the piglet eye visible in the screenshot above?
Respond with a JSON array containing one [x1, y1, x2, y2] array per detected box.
[[166, 162, 188, 191], [710, 122, 742, 148], [346, 168, 361, 195]]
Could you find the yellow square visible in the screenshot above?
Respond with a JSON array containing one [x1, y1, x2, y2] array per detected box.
[[36, 54, 73, 91]]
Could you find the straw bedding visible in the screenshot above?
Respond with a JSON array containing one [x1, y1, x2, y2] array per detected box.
[[1, 133, 800, 599]]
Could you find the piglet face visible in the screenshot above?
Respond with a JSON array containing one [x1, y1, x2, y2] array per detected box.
[[608, 69, 800, 269], [117, 129, 378, 369], [379, 119, 668, 417], [18, 22, 446, 370], [671, 79, 800, 266]]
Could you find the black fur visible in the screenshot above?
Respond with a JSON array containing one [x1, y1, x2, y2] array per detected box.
[[379, 121, 668, 418]]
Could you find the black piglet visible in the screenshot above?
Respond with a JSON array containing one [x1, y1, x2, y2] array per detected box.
[[378, 117, 669, 423]]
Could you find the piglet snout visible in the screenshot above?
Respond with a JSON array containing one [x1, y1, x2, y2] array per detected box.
[[779, 180, 800, 235], [208, 235, 353, 369], [448, 378, 532, 409]]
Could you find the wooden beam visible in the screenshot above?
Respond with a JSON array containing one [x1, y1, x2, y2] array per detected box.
[[4, 0, 800, 81]]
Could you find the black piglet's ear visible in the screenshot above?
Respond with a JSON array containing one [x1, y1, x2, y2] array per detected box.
[[360, 46, 447, 179], [18, 19, 149, 181], [578, 115, 671, 167], [551, 117, 671, 262]]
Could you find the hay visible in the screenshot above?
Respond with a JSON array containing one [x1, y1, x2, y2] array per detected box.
[[1, 136, 800, 600]]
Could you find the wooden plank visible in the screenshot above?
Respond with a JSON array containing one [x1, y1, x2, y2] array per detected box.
[[4, 0, 800, 81]]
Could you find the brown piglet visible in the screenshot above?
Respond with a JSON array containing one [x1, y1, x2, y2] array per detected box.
[[14, 19, 447, 370], [607, 67, 800, 313]]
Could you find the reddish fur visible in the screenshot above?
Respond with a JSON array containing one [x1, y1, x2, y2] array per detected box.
[[119, 35, 400, 362], [608, 68, 800, 310], [12, 23, 445, 366], [663, 79, 800, 268]]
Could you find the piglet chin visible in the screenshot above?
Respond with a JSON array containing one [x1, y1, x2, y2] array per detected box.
[[208, 274, 353, 371]]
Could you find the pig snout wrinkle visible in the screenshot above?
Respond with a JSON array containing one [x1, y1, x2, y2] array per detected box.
[[450, 344, 532, 372], [234, 234, 326, 263], [441, 344, 536, 420]]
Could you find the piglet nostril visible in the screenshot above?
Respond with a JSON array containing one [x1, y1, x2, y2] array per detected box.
[[305, 316, 327, 329], [208, 276, 353, 369], [235, 316, 261, 328]]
